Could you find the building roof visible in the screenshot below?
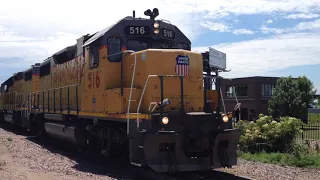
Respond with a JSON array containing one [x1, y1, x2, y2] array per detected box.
[[221, 76, 280, 80]]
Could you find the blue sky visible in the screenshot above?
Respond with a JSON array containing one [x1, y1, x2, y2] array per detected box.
[[0, 0, 319, 93]]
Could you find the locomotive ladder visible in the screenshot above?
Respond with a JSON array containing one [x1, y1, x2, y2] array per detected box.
[[24, 93, 34, 120], [126, 50, 136, 135], [20, 93, 27, 118]]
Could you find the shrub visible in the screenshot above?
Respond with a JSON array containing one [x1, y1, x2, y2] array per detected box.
[[235, 114, 302, 153]]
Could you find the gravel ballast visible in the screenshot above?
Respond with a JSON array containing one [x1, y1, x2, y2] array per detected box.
[[0, 127, 319, 180]]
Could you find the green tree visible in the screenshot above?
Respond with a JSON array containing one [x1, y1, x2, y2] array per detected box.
[[268, 76, 316, 120]]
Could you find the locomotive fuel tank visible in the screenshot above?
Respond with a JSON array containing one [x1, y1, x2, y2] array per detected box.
[[44, 122, 89, 146]]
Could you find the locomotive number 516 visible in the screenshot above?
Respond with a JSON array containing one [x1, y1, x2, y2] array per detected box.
[[88, 71, 100, 89]]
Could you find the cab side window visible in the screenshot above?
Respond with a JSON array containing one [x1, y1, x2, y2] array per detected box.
[[89, 43, 99, 68], [107, 37, 121, 62]]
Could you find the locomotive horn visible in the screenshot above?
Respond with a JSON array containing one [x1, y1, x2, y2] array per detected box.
[[152, 8, 159, 19], [144, 9, 152, 16], [144, 8, 159, 20]]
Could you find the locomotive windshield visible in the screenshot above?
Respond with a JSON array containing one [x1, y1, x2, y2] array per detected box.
[[125, 39, 190, 51], [126, 40, 148, 51]]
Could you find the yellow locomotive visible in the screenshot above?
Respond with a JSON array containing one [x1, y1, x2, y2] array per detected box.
[[0, 9, 240, 173]]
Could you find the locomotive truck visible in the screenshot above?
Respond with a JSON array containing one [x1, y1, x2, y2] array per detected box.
[[0, 8, 240, 173]]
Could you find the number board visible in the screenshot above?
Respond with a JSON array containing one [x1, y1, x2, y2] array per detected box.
[[161, 28, 175, 39], [125, 26, 150, 35]]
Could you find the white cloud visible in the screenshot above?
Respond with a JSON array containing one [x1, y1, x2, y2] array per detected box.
[[260, 25, 290, 34], [260, 19, 320, 34], [200, 22, 255, 35], [0, 0, 319, 70], [285, 13, 320, 19], [164, 0, 319, 15], [192, 32, 320, 78], [266, 20, 273, 24], [233, 29, 255, 35], [200, 21, 230, 32], [0, 32, 80, 66], [295, 19, 320, 30]]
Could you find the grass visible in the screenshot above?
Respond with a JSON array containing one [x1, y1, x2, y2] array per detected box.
[[308, 113, 320, 123], [236, 114, 320, 169], [302, 126, 320, 140], [238, 151, 320, 168], [299, 113, 320, 140]]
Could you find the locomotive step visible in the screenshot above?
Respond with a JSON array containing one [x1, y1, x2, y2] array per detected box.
[[130, 162, 142, 167], [130, 144, 146, 167]]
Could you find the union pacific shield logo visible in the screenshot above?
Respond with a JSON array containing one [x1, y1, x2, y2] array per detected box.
[[175, 55, 189, 76]]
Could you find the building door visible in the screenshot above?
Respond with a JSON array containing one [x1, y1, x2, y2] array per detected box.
[[240, 108, 248, 120], [249, 109, 256, 121]]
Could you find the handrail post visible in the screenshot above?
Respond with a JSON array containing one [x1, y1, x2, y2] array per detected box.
[[13, 92, 15, 110], [42, 91, 44, 113], [33, 93, 35, 110], [136, 75, 158, 128], [47, 90, 49, 112], [126, 50, 136, 135], [37, 93, 40, 110], [159, 76, 164, 114], [179, 76, 184, 113], [136, 74, 185, 127], [68, 86, 70, 114], [53, 89, 56, 113], [60, 88, 62, 113], [76, 85, 79, 114]]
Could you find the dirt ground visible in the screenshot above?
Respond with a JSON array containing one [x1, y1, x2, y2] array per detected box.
[[0, 127, 114, 180], [0, 140, 78, 180], [0, 126, 320, 180]]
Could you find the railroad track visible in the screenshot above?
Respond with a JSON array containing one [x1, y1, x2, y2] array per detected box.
[[0, 123, 251, 180]]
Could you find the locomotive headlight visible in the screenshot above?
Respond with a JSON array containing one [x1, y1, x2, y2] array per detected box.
[[154, 29, 160, 34], [153, 22, 160, 28], [222, 115, 229, 123], [162, 116, 169, 124]]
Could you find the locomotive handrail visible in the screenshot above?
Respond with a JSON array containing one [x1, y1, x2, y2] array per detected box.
[[3, 91, 17, 110], [30, 84, 79, 114], [20, 93, 27, 117], [136, 74, 158, 129], [136, 74, 184, 129], [220, 87, 226, 114], [126, 50, 136, 135]]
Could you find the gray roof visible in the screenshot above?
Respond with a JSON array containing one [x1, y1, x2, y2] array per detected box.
[[82, 20, 119, 47], [52, 44, 77, 57]]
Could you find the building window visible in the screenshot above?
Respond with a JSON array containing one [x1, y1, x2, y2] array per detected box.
[[226, 85, 234, 97], [225, 84, 248, 97], [262, 84, 275, 97]]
